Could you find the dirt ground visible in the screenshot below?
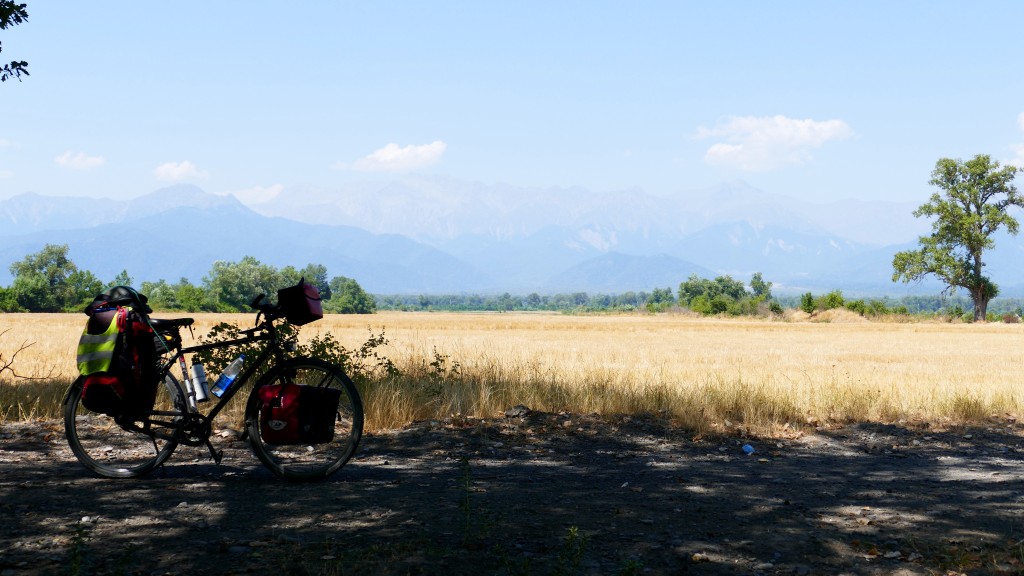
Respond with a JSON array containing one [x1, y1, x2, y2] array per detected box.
[[2, 410, 1024, 576]]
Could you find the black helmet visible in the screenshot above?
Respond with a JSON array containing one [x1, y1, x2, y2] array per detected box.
[[83, 285, 152, 315]]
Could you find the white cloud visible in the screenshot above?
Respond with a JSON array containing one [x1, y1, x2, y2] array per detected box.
[[231, 184, 284, 204], [154, 160, 207, 181], [55, 150, 105, 170], [342, 140, 447, 172], [696, 115, 853, 171]]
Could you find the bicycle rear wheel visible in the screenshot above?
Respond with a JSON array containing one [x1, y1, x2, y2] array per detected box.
[[63, 374, 185, 478], [245, 357, 363, 481]]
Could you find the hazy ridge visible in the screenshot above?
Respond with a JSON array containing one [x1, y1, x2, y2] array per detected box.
[[3, 178, 1022, 295]]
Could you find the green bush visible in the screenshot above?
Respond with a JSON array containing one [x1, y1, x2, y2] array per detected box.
[[799, 292, 815, 313], [845, 299, 867, 316], [818, 290, 845, 310]]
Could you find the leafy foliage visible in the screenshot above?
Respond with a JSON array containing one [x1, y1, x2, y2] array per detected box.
[[5, 243, 98, 311], [0, 1, 28, 83], [678, 273, 777, 317], [325, 275, 376, 314], [893, 154, 1021, 320], [0, 248, 375, 315], [644, 287, 675, 311], [296, 329, 398, 382], [190, 321, 295, 376], [203, 256, 285, 311], [191, 321, 396, 384]]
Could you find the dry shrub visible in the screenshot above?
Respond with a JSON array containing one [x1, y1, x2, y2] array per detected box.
[[814, 309, 869, 323]]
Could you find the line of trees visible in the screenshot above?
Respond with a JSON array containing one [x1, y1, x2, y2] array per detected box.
[[5, 244, 1023, 321], [380, 275, 1024, 321], [0, 244, 376, 313]]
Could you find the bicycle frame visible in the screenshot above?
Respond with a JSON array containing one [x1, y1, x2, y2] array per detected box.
[[164, 331, 280, 419], [141, 321, 291, 457]]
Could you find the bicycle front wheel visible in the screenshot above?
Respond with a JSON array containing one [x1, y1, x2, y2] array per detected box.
[[245, 357, 363, 481], [63, 374, 185, 478]]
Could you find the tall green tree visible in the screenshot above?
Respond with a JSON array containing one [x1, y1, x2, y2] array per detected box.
[[66, 269, 103, 309], [0, 1, 28, 82], [646, 287, 675, 309], [280, 263, 331, 300], [8, 243, 80, 311], [326, 276, 376, 314], [892, 154, 1021, 321], [203, 256, 284, 311], [749, 272, 772, 299], [109, 269, 133, 289]]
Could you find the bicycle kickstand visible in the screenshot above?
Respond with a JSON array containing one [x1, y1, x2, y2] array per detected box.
[[204, 438, 223, 465]]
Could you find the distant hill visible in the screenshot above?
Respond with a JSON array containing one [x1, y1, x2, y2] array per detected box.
[[1, 180, 1020, 295]]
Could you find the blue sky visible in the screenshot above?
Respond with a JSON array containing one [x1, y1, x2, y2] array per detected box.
[[1, 1, 1022, 204]]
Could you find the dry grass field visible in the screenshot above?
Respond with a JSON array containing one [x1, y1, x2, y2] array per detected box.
[[2, 310, 1023, 433]]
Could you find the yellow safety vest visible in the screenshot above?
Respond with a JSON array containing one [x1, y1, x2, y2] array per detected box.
[[76, 308, 125, 376]]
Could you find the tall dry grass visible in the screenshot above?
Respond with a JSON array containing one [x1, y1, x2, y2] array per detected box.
[[2, 311, 1022, 434]]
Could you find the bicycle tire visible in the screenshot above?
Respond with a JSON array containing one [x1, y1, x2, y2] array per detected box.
[[245, 357, 363, 481], [63, 374, 185, 478]]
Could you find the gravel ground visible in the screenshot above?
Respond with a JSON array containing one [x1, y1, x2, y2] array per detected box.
[[2, 411, 1024, 575]]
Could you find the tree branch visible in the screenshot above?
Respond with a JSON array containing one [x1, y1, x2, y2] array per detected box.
[[0, 328, 48, 380]]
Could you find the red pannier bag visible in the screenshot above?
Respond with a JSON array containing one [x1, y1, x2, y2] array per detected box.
[[258, 383, 342, 445], [276, 278, 323, 326]]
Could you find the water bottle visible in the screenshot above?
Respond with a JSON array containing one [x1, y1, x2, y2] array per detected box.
[[190, 362, 210, 403], [210, 354, 245, 398]]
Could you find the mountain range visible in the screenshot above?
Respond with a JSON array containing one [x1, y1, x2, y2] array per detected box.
[[2, 178, 1023, 296]]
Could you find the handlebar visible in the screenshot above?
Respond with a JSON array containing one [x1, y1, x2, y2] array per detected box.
[[249, 293, 283, 322]]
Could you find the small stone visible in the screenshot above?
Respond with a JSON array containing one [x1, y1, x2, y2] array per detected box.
[[504, 405, 531, 418]]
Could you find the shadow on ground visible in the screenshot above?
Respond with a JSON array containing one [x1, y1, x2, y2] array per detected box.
[[2, 413, 1024, 575]]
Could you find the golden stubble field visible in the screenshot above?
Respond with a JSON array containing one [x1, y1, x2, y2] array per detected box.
[[2, 310, 1022, 431]]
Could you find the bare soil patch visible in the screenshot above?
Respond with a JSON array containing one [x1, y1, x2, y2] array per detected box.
[[2, 413, 1024, 575]]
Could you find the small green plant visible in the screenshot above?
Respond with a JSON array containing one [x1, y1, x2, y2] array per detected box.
[[111, 543, 137, 576], [457, 456, 502, 550], [617, 559, 644, 576], [553, 526, 589, 576], [428, 347, 461, 383], [66, 521, 92, 576]]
